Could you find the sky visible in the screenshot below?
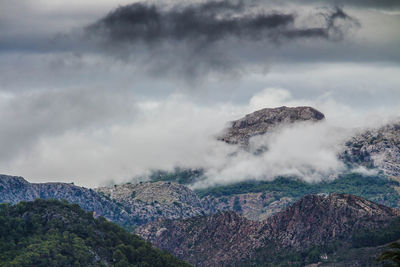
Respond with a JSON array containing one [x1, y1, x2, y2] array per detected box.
[[0, 0, 399, 187]]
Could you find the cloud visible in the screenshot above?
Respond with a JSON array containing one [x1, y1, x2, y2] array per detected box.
[[1, 94, 240, 187], [195, 121, 350, 187], [83, 1, 359, 77], [0, 87, 137, 162], [292, 0, 400, 9], [2, 86, 398, 188], [0, 1, 398, 188], [2, 0, 399, 86], [87, 1, 356, 43]]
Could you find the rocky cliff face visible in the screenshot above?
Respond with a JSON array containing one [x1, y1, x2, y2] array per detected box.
[[136, 193, 400, 266], [0, 175, 38, 203], [0, 174, 134, 226], [219, 106, 325, 145], [341, 122, 400, 179], [201, 192, 292, 221], [261, 193, 400, 249], [137, 211, 261, 266], [0, 175, 207, 227], [96, 182, 205, 223]]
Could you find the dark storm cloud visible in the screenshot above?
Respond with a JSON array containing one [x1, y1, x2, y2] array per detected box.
[[87, 1, 358, 46]]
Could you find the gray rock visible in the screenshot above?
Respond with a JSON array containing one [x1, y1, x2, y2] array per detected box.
[[95, 181, 205, 223], [219, 106, 325, 145], [0, 174, 134, 225], [340, 122, 400, 179]]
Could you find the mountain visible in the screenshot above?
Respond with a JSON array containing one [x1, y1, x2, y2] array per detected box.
[[341, 122, 400, 179], [137, 211, 260, 266], [0, 199, 189, 266], [96, 181, 205, 224], [0, 175, 208, 228], [201, 191, 293, 221], [197, 173, 400, 212], [219, 106, 325, 145], [262, 193, 400, 249], [217, 105, 400, 178], [136, 193, 400, 266], [3, 171, 400, 233], [0, 174, 135, 226]]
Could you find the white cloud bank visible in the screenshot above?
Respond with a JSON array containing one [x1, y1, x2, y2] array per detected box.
[[1, 86, 398, 188]]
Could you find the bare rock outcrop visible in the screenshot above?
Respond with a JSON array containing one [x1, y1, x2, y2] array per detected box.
[[0, 174, 133, 225], [96, 181, 205, 223], [219, 106, 325, 145], [261, 193, 400, 249], [341, 122, 400, 179]]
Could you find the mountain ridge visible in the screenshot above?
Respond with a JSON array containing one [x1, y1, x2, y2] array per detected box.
[[136, 193, 400, 266]]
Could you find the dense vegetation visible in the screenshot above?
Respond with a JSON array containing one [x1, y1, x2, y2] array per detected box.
[[195, 173, 400, 207], [254, 237, 398, 266], [352, 217, 400, 248], [378, 241, 400, 266], [147, 168, 204, 185], [134, 168, 400, 207], [0, 199, 190, 267]]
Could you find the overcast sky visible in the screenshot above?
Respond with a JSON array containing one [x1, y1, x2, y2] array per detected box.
[[0, 0, 399, 187]]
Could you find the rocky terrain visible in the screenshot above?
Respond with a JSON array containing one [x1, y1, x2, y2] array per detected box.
[[137, 211, 261, 266], [0, 174, 134, 226], [201, 192, 292, 221], [0, 174, 293, 228], [341, 122, 400, 179], [219, 106, 325, 145], [0, 175, 211, 227], [262, 193, 400, 249], [218, 105, 400, 179], [96, 181, 205, 223], [136, 193, 400, 266]]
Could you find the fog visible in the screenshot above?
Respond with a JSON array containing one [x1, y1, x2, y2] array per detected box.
[[2, 86, 398, 188]]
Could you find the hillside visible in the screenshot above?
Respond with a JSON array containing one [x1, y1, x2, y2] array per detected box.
[[2, 172, 400, 232], [96, 181, 205, 224], [0, 199, 189, 266], [0, 175, 205, 229], [136, 193, 400, 266], [0, 174, 138, 227]]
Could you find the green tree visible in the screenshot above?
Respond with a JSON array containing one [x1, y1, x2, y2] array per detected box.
[[378, 241, 400, 266]]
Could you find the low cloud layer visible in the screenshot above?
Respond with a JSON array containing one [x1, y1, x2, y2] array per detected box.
[[2, 87, 398, 188]]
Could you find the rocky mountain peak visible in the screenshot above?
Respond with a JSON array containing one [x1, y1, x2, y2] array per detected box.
[[219, 106, 325, 145]]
